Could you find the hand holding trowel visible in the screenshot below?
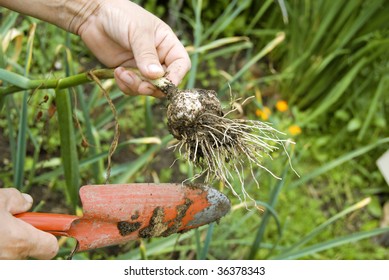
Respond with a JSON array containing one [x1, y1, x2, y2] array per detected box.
[[15, 183, 230, 252]]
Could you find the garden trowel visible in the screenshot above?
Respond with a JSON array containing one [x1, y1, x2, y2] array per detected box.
[[15, 183, 230, 251]]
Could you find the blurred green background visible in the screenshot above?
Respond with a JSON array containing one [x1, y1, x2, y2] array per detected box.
[[0, 0, 388, 259]]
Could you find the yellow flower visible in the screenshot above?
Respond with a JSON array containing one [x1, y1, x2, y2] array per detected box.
[[255, 106, 271, 121], [288, 124, 302, 135], [276, 100, 288, 112]]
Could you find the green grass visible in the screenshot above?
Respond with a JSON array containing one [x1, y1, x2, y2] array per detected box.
[[0, 1, 388, 260]]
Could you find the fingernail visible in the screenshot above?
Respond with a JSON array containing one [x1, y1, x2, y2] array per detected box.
[[147, 64, 164, 74], [22, 193, 33, 204]]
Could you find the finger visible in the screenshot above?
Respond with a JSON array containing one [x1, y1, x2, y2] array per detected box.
[[150, 28, 190, 94], [114, 67, 164, 98], [114, 67, 134, 95], [164, 48, 191, 86], [26, 229, 59, 260], [138, 81, 165, 98], [0, 188, 33, 214], [114, 67, 143, 96], [0, 213, 58, 260], [130, 26, 164, 79], [165, 57, 191, 86], [9, 220, 59, 260]]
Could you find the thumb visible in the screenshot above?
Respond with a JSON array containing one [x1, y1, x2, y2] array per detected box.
[[130, 29, 164, 79], [0, 188, 33, 214]]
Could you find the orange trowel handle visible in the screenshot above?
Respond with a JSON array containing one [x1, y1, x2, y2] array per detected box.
[[15, 212, 79, 236]]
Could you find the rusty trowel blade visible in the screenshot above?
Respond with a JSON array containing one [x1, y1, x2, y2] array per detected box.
[[68, 183, 230, 251]]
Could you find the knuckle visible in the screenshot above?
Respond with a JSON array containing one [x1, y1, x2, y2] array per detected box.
[[0, 188, 22, 210], [3, 188, 20, 197]]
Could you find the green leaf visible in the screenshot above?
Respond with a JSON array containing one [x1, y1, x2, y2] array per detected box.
[[0, 11, 18, 37], [144, 96, 153, 137], [302, 57, 367, 124], [199, 223, 215, 260], [116, 230, 197, 260], [289, 138, 389, 189], [347, 118, 361, 132], [274, 197, 371, 259], [221, 32, 285, 92], [55, 88, 80, 209], [274, 227, 389, 260], [248, 164, 288, 259], [357, 75, 389, 140], [13, 23, 36, 189], [113, 135, 172, 183]]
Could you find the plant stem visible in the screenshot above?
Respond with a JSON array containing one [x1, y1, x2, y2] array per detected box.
[[0, 68, 117, 96], [0, 68, 174, 96]]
